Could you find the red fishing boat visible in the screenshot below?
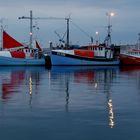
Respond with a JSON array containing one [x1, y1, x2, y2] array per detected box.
[[119, 33, 140, 65], [0, 30, 46, 66]]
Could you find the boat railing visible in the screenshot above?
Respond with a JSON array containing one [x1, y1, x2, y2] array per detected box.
[[120, 44, 137, 54]]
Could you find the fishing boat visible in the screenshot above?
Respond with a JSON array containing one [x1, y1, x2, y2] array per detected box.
[[50, 18, 119, 66], [51, 45, 119, 66], [0, 30, 46, 66], [119, 33, 140, 65]]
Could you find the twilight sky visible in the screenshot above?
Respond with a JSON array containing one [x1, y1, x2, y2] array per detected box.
[[0, 0, 140, 47]]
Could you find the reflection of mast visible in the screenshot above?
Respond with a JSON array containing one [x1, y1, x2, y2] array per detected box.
[[106, 90, 115, 128], [29, 76, 33, 106], [107, 98, 114, 128], [103, 69, 115, 128], [65, 76, 69, 112]]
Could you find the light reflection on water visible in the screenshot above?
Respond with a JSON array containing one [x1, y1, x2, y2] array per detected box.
[[0, 66, 140, 139]]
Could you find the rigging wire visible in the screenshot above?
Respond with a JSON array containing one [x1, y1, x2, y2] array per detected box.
[[70, 21, 94, 43], [70, 21, 92, 38]]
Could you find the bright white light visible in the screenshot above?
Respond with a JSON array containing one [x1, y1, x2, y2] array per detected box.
[[95, 31, 99, 35], [94, 83, 98, 88], [110, 12, 115, 17], [29, 76, 32, 95], [29, 32, 32, 35], [106, 12, 116, 17]]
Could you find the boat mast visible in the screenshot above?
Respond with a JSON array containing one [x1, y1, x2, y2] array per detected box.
[[66, 18, 70, 48], [0, 19, 5, 50], [0, 20, 3, 50], [30, 10, 33, 48], [19, 11, 71, 48], [19, 10, 33, 48], [107, 25, 112, 47], [138, 33, 140, 49], [105, 12, 115, 47]]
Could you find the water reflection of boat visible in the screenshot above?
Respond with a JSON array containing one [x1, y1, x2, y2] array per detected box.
[[2, 71, 25, 99], [120, 66, 140, 72], [0, 66, 46, 100], [49, 66, 118, 128], [49, 66, 119, 86], [50, 66, 119, 73]]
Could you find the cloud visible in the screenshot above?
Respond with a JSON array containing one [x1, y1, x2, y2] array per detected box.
[[0, 0, 139, 46]]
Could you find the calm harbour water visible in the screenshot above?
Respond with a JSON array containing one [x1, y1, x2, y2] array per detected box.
[[0, 66, 140, 140]]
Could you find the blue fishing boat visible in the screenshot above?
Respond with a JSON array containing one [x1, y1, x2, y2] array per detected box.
[[51, 46, 119, 66], [50, 17, 119, 66]]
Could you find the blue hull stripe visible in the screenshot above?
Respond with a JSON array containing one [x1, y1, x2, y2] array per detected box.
[[0, 56, 45, 66], [51, 53, 120, 66]]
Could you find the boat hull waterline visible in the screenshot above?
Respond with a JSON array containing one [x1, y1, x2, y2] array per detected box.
[[51, 53, 120, 66], [0, 56, 45, 66], [120, 53, 140, 65]]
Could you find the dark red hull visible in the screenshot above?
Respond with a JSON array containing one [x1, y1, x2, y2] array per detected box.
[[120, 54, 140, 65]]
